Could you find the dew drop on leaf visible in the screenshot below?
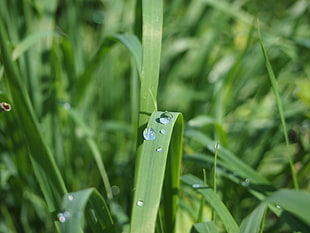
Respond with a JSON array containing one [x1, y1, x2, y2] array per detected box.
[[143, 127, 156, 140], [158, 112, 173, 125], [136, 200, 144, 207]]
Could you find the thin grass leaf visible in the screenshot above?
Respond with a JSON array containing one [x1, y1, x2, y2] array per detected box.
[[240, 202, 268, 233], [65, 107, 113, 200], [257, 24, 299, 189], [0, 15, 67, 211], [181, 174, 239, 233], [130, 111, 183, 233], [12, 31, 58, 61], [190, 221, 219, 233], [58, 188, 113, 233]]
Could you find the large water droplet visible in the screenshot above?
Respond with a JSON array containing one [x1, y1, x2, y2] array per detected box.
[[63, 102, 71, 110], [156, 147, 163, 152], [214, 142, 220, 150], [136, 200, 144, 207], [143, 127, 156, 140], [68, 194, 74, 201], [158, 112, 173, 125]]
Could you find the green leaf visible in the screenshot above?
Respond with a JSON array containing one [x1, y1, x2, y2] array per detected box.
[[130, 111, 183, 233], [58, 188, 113, 233], [265, 189, 310, 226], [0, 12, 67, 212], [190, 221, 219, 233], [181, 174, 239, 233], [240, 202, 268, 233]]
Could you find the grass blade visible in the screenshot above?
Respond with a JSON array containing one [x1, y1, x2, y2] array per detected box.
[[181, 174, 239, 233], [130, 111, 183, 233], [0, 15, 67, 212], [58, 188, 113, 233], [190, 221, 219, 233], [257, 24, 299, 189], [240, 202, 268, 233]]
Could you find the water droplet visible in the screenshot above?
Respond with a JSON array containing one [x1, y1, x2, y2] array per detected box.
[[156, 147, 163, 152], [192, 184, 201, 188], [241, 178, 250, 187], [68, 194, 74, 201], [57, 213, 67, 223], [63, 102, 71, 110], [136, 200, 144, 207], [214, 143, 220, 150], [143, 127, 156, 140], [158, 112, 173, 125], [275, 205, 281, 209], [160, 129, 166, 134], [111, 185, 120, 196]]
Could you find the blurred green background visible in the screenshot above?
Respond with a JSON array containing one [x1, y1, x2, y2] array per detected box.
[[0, 0, 309, 232]]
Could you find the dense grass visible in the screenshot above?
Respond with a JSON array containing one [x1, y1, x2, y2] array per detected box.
[[1, 0, 310, 233]]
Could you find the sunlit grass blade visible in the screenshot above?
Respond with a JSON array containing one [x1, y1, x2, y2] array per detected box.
[[58, 188, 113, 233], [257, 24, 298, 189], [181, 174, 239, 233], [239, 202, 268, 233], [130, 111, 183, 233], [0, 16, 67, 211], [190, 221, 219, 233]]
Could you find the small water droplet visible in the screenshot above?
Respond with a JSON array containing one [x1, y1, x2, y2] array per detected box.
[[160, 129, 166, 134], [143, 127, 156, 140], [158, 112, 173, 125], [214, 143, 220, 150], [111, 185, 120, 196], [57, 213, 67, 223], [156, 147, 163, 152], [63, 102, 71, 110], [68, 194, 74, 201], [136, 200, 144, 207], [192, 184, 201, 188], [275, 205, 281, 209], [241, 178, 250, 187]]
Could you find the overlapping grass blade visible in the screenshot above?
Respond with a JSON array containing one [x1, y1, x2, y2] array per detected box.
[[257, 25, 298, 189], [0, 16, 67, 211], [190, 221, 219, 233], [59, 188, 113, 233], [240, 202, 268, 233], [181, 174, 239, 233], [130, 111, 183, 233]]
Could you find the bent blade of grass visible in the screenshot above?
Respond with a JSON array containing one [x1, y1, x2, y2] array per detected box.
[[190, 221, 219, 233], [265, 189, 310, 226], [130, 111, 183, 233], [240, 202, 268, 233], [257, 24, 298, 189], [59, 188, 113, 233], [0, 16, 67, 211], [181, 174, 239, 233]]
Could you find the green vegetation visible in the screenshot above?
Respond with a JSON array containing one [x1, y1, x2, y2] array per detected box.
[[1, 0, 309, 233]]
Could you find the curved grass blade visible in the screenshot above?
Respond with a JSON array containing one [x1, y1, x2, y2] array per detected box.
[[130, 111, 183, 233], [240, 202, 268, 233], [257, 24, 298, 189], [190, 221, 219, 233], [0, 14, 67, 212], [181, 174, 239, 233], [12, 31, 58, 60], [265, 189, 310, 226], [58, 188, 113, 233]]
